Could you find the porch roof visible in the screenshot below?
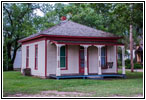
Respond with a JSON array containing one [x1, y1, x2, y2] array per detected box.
[[51, 40, 124, 46]]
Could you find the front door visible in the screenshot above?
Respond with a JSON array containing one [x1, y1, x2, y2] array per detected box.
[[79, 46, 84, 74]]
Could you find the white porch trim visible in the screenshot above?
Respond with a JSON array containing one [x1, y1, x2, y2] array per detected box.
[[120, 46, 126, 74], [80, 45, 91, 75], [94, 45, 105, 75], [56, 44, 65, 76]]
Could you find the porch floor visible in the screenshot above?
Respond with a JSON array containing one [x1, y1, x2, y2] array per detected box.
[[49, 73, 126, 80]]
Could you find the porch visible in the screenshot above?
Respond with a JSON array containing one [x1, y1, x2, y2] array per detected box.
[[49, 73, 126, 80], [47, 40, 126, 79]]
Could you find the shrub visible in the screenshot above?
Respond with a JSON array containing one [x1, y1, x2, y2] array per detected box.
[[118, 60, 122, 66], [118, 66, 122, 69], [126, 64, 131, 69], [125, 59, 131, 66], [126, 63, 143, 69], [134, 63, 143, 69]]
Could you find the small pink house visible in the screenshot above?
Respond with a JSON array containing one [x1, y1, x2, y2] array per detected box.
[[19, 20, 126, 79]]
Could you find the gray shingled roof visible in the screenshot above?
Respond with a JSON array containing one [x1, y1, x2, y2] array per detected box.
[[20, 20, 118, 41]]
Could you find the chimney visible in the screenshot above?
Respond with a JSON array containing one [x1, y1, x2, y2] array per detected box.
[[60, 16, 67, 24], [61, 16, 67, 21]]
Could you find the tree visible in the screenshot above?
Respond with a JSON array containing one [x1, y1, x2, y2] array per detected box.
[[3, 3, 39, 70], [111, 3, 143, 72], [129, 4, 134, 72], [3, 3, 143, 71], [3, 3, 58, 71], [63, 3, 143, 71]]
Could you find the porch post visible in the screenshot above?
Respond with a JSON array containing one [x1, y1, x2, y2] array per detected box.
[[56, 44, 65, 76], [121, 46, 126, 74], [81, 45, 90, 75], [95, 45, 105, 75]]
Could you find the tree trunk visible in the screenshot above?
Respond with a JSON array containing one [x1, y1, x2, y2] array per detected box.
[[6, 43, 14, 70], [130, 24, 134, 72], [6, 41, 21, 71]]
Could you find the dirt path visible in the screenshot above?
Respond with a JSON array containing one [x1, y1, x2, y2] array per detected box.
[[7, 90, 143, 97], [8, 90, 92, 97], [112, 94, 143, 97]]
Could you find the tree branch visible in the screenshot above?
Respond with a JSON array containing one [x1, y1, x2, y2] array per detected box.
[[16, 4, 36, 24], [3, 5, 13, 26]]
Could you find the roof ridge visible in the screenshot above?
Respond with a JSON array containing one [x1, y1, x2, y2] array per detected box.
[[46, 20, 69, 33]]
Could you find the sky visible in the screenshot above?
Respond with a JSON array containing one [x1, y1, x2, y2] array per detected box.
[[34, 9, 44, 17], [33, 3, 69, 17]]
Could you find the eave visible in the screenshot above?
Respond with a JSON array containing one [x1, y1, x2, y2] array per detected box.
[[18, 34, 123, 44]]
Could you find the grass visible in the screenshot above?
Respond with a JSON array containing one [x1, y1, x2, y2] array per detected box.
[[3, 71, 143, 97]]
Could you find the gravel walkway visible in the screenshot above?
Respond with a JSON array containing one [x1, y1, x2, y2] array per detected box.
[[8, 90, 92, 97], [7, 90, 143, 97]]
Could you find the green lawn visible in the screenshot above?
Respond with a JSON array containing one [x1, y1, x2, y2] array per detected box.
[[3, 71, 143, 97]]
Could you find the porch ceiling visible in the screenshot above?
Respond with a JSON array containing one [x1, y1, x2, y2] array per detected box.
[[51, 40, 124, 46]]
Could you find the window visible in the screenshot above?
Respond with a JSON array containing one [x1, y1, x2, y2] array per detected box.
[[26, 46, 29, 68], [60, 46, 67, 69], [35, 44, 38, 70], [101, 47, 107, 68]]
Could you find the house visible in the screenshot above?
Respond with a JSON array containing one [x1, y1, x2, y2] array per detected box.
[[135, 40, 143, 64], [11, 48, 22, 70], [19, 18, 126, 79], [125, 49, 135, 60], [125, 38, 143, 65]]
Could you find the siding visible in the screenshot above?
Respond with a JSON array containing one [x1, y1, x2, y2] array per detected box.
[[88, 46, 98, 73], [102, 46, 117, 73], [47, 42, 56, 75], [21, 40, 45, 77], [21, 40, 117, 76], [61, 45, 79, 74], [47, 43, 79, 75], [47, 44, 117, 75], [11, 49, 22, 69]]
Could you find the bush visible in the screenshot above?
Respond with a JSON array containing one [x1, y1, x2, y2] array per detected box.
[[126, 64, 131, 69], [126, 63, 143, 69], [125, 59, 131, 66], [118, 66, 122, 69], [134, 63, 143, 69], [118, 60, 122, 66]]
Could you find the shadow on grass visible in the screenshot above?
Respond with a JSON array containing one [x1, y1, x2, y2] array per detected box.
[[124, 72, 143, 79]]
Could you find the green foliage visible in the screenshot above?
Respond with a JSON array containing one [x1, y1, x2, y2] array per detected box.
[[126, 63, 143, 69], [3, 71, 143, 97], [3, 3, 143, 71], [124, 59, 143, 69], [134, 63, 143, 69], [3, 48, 8, 71], [3, 3, 55, 70], [118, 60, 122, 67], [125, 59, 131, 66], [3, 3, 39, 70]]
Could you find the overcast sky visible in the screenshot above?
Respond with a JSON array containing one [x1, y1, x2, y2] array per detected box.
[[34, 3, 69, 17], [34, 9, 44, 17]]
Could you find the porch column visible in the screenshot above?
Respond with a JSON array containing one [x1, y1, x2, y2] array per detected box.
[[56, 44, 65, 76], [95, 45, 105, 75], [121, 46, 126, 74], [81, 45, 90, 75]]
